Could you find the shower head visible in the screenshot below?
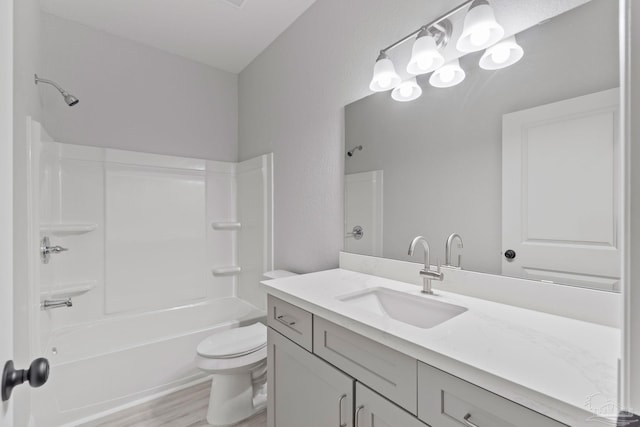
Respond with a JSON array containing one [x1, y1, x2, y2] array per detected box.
[[63, 93, 79, 107], [347, 145, 363, 157], [34, 74, 79, 107]]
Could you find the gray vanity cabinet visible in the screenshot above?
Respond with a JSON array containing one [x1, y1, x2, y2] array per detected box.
[[267, 295, 567, 427], [355, 383, 429, 427], [267, 328, 354, 427]]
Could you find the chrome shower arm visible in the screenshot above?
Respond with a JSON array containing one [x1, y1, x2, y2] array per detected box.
[[34, 74, 66, 94]]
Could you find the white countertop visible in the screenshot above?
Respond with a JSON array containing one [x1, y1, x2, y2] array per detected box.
[[261, 268, 620, 427]]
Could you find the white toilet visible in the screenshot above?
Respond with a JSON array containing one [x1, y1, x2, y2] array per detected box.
[[195, 270, 297, 426], [196, 323, 268, 426]]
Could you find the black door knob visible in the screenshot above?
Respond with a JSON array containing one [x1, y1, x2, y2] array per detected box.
[[504, 249, 516, 260], [2, 358, 50, 402]]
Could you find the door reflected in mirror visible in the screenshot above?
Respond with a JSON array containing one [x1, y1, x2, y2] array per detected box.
[[344, 0, 620, 292]]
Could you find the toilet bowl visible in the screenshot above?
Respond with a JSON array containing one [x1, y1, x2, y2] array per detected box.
[[196, 270, 298, 426], [196, 322, 268, 426]]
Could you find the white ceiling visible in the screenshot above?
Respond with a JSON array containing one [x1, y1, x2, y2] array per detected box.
[[40, 0, 318, 73]]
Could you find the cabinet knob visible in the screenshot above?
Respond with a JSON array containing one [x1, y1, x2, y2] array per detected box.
[[504, 249, 516, 260]]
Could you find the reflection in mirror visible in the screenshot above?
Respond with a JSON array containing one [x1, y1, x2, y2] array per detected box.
[[344, 0, 620, 292]]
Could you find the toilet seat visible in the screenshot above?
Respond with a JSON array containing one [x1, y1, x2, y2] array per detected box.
[[197, 323, 267, 359]]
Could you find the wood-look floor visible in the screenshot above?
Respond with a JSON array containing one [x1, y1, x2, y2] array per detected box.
[[78, 381, 267, 427]]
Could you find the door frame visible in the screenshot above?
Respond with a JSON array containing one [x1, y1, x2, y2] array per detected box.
[[0, 0, 14, 425], [622, 0, 640, 414]]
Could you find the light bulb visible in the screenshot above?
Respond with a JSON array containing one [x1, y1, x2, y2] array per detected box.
[[391, 78, 422, 102], [378, 74, 391, 89], [370, 54, 401, 92], [491, 45, 510, 64], [456, 1, 504, 52], [479, 36, 524, 70], [430, 59, 465, 88], [400, 85, 413, 97], [440, 67, 455, 83], [407, 33, 444, 75], [417, 56, 433, 71], [470, 28, 491, 47]]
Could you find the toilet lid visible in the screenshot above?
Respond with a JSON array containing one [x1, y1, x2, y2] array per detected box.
[[197, 323, 267, 359]]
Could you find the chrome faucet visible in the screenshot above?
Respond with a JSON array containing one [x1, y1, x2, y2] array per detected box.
[[408, 236, 444, 295], [40, 236, 69, 264], [445, 233, 464, 269]]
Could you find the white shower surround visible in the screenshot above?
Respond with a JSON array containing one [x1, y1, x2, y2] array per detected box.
[[27, 119, 273, 426]]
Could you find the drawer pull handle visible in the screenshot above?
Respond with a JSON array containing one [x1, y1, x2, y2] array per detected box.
[[276, 314, 297, 327], [355, 405, 365, 427], [463, 413, 480, 427], [338, 394, 347, 427]]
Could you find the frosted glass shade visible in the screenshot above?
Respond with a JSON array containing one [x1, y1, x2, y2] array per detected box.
[[391, 78, 422, 102], [429, 59, 466, 88], [369, 55, 402, 92], [456, 2, 504, 53], [479, 36, 524, 70], [407, 35, 445, 75]]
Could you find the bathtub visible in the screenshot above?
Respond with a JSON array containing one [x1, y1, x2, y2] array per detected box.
[[31, 297, 265, 427]]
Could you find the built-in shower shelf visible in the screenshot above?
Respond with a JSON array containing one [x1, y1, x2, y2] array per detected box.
[[39, 280, 96, 300], [211, 222, 241, 230], [40, 223, 98, 236], [212, 266, 242, 277]]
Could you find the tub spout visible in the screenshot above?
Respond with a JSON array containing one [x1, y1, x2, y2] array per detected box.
[[41, 298, 73, 310]]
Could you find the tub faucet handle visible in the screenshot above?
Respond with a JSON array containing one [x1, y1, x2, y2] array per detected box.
[[41, 236, 69, 264]]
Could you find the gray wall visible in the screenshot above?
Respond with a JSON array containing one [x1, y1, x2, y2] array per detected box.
[[344, 0, 618, 274], [42, 14, 238, 161], [239, 0, 452, 273], [238, 0, 593, 273]]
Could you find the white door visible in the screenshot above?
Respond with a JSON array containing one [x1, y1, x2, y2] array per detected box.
[[0, 0, 13, 425], [344, 171, 383, 257], [502, 88, 620, 290]]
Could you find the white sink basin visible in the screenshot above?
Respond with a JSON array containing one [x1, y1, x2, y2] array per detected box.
[[338, 287, 467, 329]]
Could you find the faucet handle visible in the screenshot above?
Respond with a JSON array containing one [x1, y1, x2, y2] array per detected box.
[[435, 259, 444, 281]]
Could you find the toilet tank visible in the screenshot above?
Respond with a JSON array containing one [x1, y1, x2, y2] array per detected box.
[[263, 270, 298, 280]]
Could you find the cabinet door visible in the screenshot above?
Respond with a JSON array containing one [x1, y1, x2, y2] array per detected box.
[[355, 383, 428, 427], [268, 328, 354, 427]]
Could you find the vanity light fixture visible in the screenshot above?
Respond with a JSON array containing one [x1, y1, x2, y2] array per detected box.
[[369, 0, 508, 101], [392, 78, 423, 102], [369, 52, 402, 92], [479, 36, 524, 70], [456, 0, 504, 53], [429, 59, 466, 88]]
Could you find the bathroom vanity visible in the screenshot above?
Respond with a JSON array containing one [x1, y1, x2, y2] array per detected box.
[[262, 269, 619, 427]]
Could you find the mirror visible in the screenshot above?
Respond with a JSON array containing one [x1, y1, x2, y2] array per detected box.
[[344, 0, 620, 292]]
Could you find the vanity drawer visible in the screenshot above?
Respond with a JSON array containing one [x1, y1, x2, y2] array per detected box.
[[267, 295, 313, 351], [417, 362, 567, 427], [313, 316, 417, 414]]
